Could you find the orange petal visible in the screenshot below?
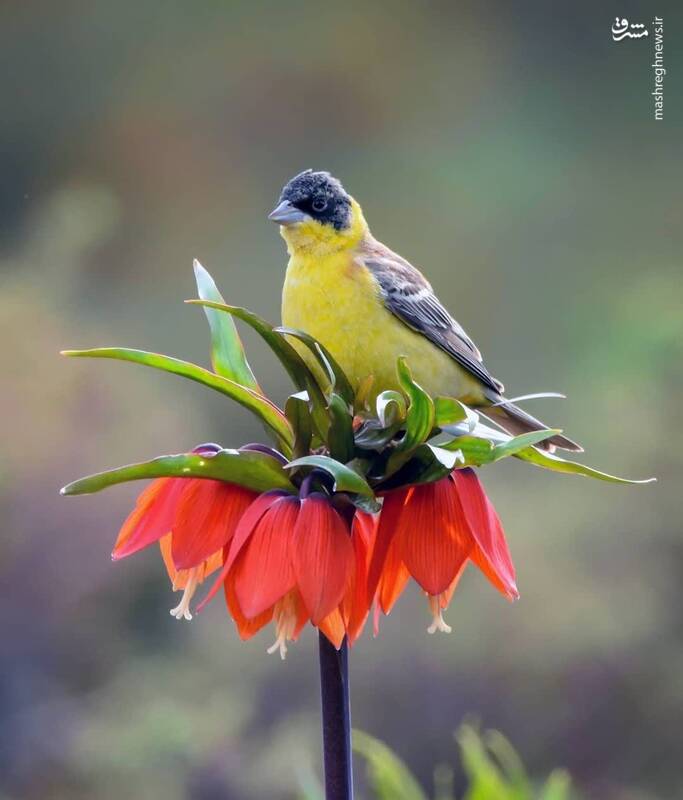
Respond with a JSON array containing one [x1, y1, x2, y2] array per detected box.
[[292, 495, 354, 625], [398, 479, 472, 596], [452, 469, 518, 600], [319, 608, 347, 649], [171, 480, 256, 570], [112, 478, 184, 559], [160, 534, 224, 589], [196, 491, 287, 612], [233, 496, 300, 618], [366, 488, 410, 605]]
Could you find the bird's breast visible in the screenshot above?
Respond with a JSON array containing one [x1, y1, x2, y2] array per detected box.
[[281, 252, 484, 405], [282, 253, 378, 383]]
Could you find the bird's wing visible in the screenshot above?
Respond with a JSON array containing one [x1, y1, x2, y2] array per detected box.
[[360, 239, 504, 394]]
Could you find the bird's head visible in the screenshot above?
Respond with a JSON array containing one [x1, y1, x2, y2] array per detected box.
[[269, 170, 367, 256]]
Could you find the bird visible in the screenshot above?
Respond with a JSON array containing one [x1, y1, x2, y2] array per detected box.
[[269, 169, 581, 452]]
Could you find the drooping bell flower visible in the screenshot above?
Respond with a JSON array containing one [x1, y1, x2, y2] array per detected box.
[[199, 492, 374, 658], [112, 443, 257, 620], [368, 467, 518, 634]]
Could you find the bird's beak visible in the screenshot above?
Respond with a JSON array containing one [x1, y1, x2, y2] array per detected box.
[[268, 200, 309, 226]]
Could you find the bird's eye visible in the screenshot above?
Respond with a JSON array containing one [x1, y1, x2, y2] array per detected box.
[[312, 197, 327, 213]]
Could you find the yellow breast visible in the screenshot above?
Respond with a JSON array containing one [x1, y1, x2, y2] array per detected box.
[[281, 251, 484, 406]]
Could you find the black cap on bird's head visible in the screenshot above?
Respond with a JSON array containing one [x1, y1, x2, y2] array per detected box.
[[268, 170, 352, 230]]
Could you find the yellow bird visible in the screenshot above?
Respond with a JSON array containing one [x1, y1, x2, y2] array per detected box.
[[270, 170, 580, 451]]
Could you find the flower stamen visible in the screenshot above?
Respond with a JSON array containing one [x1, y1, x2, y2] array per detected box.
[[427, 595, 452, 635], [170, 567, 200, 621], [267, 593, 298, 660]]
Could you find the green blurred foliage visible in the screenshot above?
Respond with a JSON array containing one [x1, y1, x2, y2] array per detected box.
[[1, 1, 682, 799], [350, 726, 573, 800]]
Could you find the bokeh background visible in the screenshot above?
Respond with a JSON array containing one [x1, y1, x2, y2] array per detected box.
[[2, 2, 681, 798]]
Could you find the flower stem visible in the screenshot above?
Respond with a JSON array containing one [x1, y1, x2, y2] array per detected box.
[[318, 632, 353, 799]]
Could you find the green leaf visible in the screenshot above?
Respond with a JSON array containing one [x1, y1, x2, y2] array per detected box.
[[61, 449, 296, 495], [539, 770, 572, 800], [378, 444, 461, 490], [457, 725, 512, 800], [491, 429, 561, 461], [285, 455, 374, 497], [515, 446, 656, 485], [186, 301, 330, 438], [353, 730, 429, 800], [396, 357, 435, 452], [376, 390, 406, 427], [276, 326, 355, 406], [434, 395, 469, 427], [351, 494, 382, 514], [442, 435, 495, 467], [285, 392, 313, 460], [327, 393, 355, 463], [192, 260, 260, 391], [61, 347, 293, 453], [354, 419, 403, 451]]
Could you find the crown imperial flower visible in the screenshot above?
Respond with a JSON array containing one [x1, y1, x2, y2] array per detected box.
[[61, 259, 648, 653]]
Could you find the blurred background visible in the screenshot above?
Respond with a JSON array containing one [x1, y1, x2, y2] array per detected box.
[[2, 1, 681, 798]]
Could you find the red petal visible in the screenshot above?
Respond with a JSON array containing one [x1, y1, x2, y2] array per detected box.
[[292, 495, 354, 625], [171, 480, 256, 570], [344, 512, 378, 643], [377, 536, 410, 615], [398, 479, 472, 596], [224, 576, 273, 640], [437, 559, 468, 609], [112, 478, 184, 559], [452, 469, 518, 600], [196, 491, 287, 612], [366, 488, 410, 605], [233, 496, 300, 618]]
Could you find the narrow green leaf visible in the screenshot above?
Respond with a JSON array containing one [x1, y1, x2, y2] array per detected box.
[[396, 357, 435, 452], [61, 449, 296, 496], [186, 301, 330, 438], [376, 390, 406, 427], [276, 326, 355, 406], [327, 393, 355, 463], [457, 725, 511, 800], [61, 348, 293, 452], [434, 395, 469, 427], [491, 429, 561, 461], [515, 446, 656, 484], [442, 435, 495, 467], [539, 770, 572, 800], [353, 730, 429, 800], [192, 260, 260, 390], [285, 455, 374, 497], [285, 392, 313, 460]]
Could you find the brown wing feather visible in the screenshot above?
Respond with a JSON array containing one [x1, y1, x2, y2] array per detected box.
[[359, 238, 504, 395]]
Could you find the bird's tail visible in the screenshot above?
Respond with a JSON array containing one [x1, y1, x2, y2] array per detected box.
[[482, 397, 583, 452]]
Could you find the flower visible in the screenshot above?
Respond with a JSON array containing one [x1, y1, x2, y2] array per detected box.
[[368, 467, 518, 634], [199, 492, 376, 658], [112, 444, 257, 620]]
